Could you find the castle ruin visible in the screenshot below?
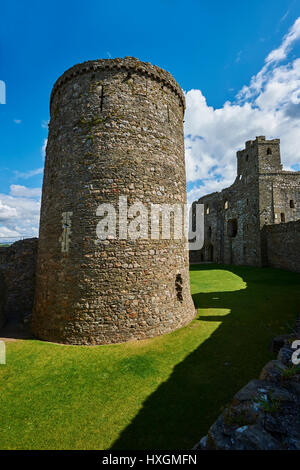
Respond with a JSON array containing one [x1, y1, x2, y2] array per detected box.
[[1, 71, 300, 337], [190, 136, 300, 270], [31, 57, 196, 345]]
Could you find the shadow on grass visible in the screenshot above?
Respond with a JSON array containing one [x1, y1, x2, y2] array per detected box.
[[111, 264, 300, 450]]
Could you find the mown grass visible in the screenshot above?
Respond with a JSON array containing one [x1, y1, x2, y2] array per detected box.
[[0, 264, 300, 450]]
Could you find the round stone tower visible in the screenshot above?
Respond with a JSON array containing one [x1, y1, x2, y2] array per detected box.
[[32, 57, 196, 345]]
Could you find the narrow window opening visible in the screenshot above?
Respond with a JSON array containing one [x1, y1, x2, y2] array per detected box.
[[208, 226, 212, 239], [175, 274, 183, 302], [206, 206, 210, 215], [224, 200, 229, 210], [290, 200, 295, 208], [267, 147, 272, 155], [100, 85, 104, 112], [281, 213, 285, 223]]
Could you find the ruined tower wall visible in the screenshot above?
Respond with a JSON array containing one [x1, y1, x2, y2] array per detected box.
[[32, 57, 196, 345], [259, 173, 300, 227], [0, 238, 38, 327], [262, 220, 300, 272], [190, 137, 300, 269], [191, 174, 261, 267]]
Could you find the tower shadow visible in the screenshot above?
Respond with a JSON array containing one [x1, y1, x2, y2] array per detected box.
[[111, 264, 300, 450]]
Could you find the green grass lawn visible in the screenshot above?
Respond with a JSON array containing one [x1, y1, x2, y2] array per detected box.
[[1, 264, 300, 450]]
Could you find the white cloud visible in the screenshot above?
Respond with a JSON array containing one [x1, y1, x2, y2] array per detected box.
[[14, 167, 43, 179], [41, 120, 49, 129], [0, 201, 17, 221], [41, 138, 47, 158], [266, 17, 300, 64], [235, 51, 242, 63], [0, 185, 41, 240], [185, 16, 300, 204], [280, 9, 290, 24], [0, 226, 21, 239], [238, 17, 300, 102], [10, 185, 41, 198], [13, 119, 22, 124]]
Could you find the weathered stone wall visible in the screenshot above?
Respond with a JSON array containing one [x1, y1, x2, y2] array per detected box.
[[0, 238, 38, 326], [191, 175, 260, 266], [0, 271, 6, 329], [261, 220, 300, 272], [190, 137, 300, 269], [194, 328, 300, 450], [259, 172, 300, 228], [32, 57, 196, 345]]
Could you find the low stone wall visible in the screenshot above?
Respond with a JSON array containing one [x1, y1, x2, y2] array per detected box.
[[261, 220, 300, 273], [0, 238, 38, 326], [0, 271, 6, 328], [194, 330, 300, 450]]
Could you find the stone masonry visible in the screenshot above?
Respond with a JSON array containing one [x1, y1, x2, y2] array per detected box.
[[0, 238, 38, 328], [31, 57, 196, 345], [190, 136, 300, 269], [194, 325, 300, 450], [261, 220, 300, 272]]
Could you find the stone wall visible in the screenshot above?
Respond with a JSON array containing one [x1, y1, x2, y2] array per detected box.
[[261, 220, 300, 272], [0, 270, 6, 329], [191, 175, 260, 266], [32, 57, 196, 345], [194, 329, 300, 450], [0, 238, 38, 326]]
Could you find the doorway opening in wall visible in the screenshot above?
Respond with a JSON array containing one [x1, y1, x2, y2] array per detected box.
[[280, 213, 285, 223], [227, 219, 238, 238]]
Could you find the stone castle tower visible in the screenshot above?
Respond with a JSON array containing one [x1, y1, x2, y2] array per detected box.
[[190, 136, 300, 267], [31, 57, 196, 345]]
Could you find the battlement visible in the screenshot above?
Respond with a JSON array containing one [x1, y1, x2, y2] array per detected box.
[[243, 136, 280, 150], [237, 136, 282, 176], [50, 56, 185, 113]]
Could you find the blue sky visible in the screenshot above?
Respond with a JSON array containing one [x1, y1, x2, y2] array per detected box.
[[1, 0, 300, 238]]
